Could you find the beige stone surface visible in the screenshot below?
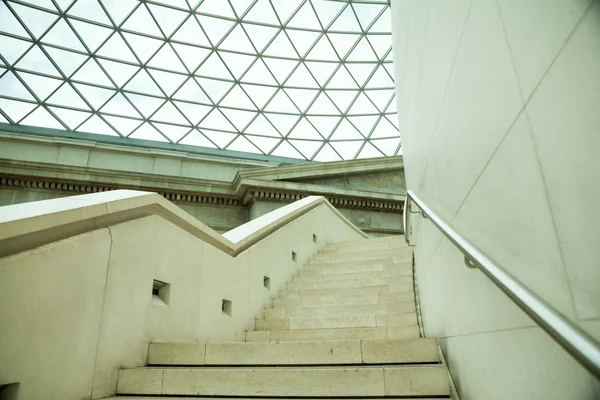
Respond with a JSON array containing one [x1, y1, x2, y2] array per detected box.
[[117, 368, 162, 395], [285, 303, 388, 318], [269, 327, 389, 342], [387, 326, 421, 339], [148, 343, 206, 365], [384, 366, 450, 396], [379, 292, 415, 304], [289, 315, 377, 330], [244, 330, 270, 342], [362, 338, 439, 363], [376, 313, 418, 327], [301, 293, 380, 307]]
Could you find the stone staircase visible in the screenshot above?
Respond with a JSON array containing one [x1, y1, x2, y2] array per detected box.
[[111, 236, 451, 399]]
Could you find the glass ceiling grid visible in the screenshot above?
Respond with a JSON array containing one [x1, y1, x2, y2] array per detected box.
[[0, 0, 400, 161]]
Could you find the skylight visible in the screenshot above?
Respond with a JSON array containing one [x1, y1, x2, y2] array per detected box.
[[0, 0, 400, 161]]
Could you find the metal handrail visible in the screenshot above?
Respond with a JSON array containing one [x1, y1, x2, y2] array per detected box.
[[403, 189, 600, 380]]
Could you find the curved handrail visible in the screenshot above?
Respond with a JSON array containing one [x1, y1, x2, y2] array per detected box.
[[404, 189, 600, 380]]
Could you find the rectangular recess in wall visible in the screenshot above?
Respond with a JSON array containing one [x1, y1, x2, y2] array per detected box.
[[222, 299, 232, 317], [0, 383, 19, 400], [263, 276, 271, 290], [292, 251, 297, 262], [152, 280, 170, 307], [313, 234, 317, 243]]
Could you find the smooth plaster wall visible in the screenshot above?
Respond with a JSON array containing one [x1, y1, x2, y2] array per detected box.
[[391, 0, 600, 398]]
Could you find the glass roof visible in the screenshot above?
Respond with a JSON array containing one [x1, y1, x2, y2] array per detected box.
[[0, 0, 400, 161]]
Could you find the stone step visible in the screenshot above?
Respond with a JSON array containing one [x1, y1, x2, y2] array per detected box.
[[313, 250, 412, 264], [291, 270, 392, 283], [265, 301, 416, 319], [147, 338, 439, 366], [246, 325, 420, 342], [308, 256, 400, 268], [320, 241, 407, 252], [108, 397, 447, 399], [255, 313, 417, 330], [300, 262, 407, 276], [287, 275, 412, 290], [280, 283, 413, 299], [117, 365, 450, 397], [272, 291, 414, 308]]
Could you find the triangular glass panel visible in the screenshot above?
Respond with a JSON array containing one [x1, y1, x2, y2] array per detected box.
[[285, 63, 319, 88], [264, 31, 298, 59], [202, 130, 237, 148], [97, 32, 137, 63], [306, 36, 338, 61], [263, 57, 297, 85], [19, 0, 57, 12], [195, 52, 233, 80], [196, 15, 234, 46], [370, 117, 398, 138], [0, 36, 32, 65], [368, 8, 391, 33], [264, 113, 299, 135], [284, 88, 318, 113], [367, 35, 391, 59], [240, 58, 277, 85], [356, 141, 384, 159], [103, 115, 142, 135], [173, 77, 210, 103], [242, 23, 279, 53], [47, 82, 90, 109], [197, 0, 235, 18], [173, 43, 211, 72], [152, 0, 188, 9], [352, 3, 385, 31], [386, 99, 397, 113], [329, 118, 363, 139], [150, 101, 188, 124], [148, 44, 187, 73], [123, 69, 163, 96], [69, 19, 113, 52], [179, 129, 217, 147], [101, 92, 140, 118], [101, 0, 138, 26], [16, 45, 60, 76], [264, 89, 298, 113], [243, 0, 278, 25], [41, 18, 85, 51], [122, 4, 162, 36], [324, 65, 356, 88], [0, 98, 36, 122], [74, 83, 115, 109], [123, 32, 163, 64], [245, 114, 280, 137], [348, 92, 378, 115], [313, 143, 342, 161], [72, 58, 113, 87], [173, 101, 212, 125], [17, 71, 62, 101], [123, 92, 164, 117], [289, 139, 321, 159], [148, 69, 187, 96], [219, 85, 256, 110], [195, 77, 232, 103], [311, 0, 344, 29], [21, 106, 64, 129], [331, 140, 362, 159], [218, 25, 254, 53], [287, 1, 320, 30], [238, 85, 275, 110], [271, 0, 302, 24], [49, 106, 92, 129], [307, 116, 339, 138], [306, 92, 338, 115], [385, 113, 399, 129], [153, 122, 192, 142], [0, 2, 29, 38], [346, 63, 376, 87], [147, 3, 188, 37], [326, 90, 358, 113], [229, 0, 254, 18], [221, 108, 256, 131], [129, 122, 168, 141], [10, 3, 58, 39], [287, 118, 323, 140], [97, 59, 138, 88], [219, 52, 256, 80], [271, 140, 303, 159], [327, 33, 360, 60], [244, 134, 280, 153], [44, 46, 87, 78], [305, 61, 337, 87], [372, 137, 400, 156], [346, 37, 377, 61], [365, 89, 394, 111], [286, 29, 320, 58], [365, 64, 393, 88], [172, 15, 211, 47], [330, 5, 360, 32], [384, 62, 394, 77], [67, 0, 111, 24], [0, 71, 34, 100], [79, 114, 119, 136], [348, 115, 378, 136], [199, 108, 236, 131]]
